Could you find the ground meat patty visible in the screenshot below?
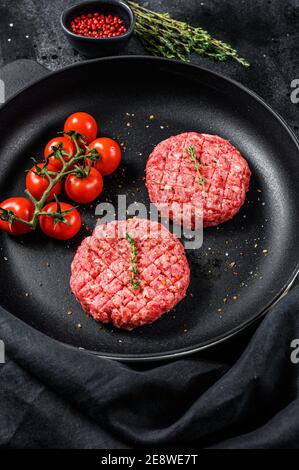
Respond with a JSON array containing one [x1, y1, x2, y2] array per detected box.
[[70, 218, 190, 330], [146, 132, 251, 227]]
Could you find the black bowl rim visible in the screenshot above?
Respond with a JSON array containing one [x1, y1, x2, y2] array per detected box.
[[60, 0, 135, 42]]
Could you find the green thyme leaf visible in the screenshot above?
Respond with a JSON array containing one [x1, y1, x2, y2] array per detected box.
[[188, 145, 206, 186], [128, 2, 250, 67], [126, 232, 141, 290]]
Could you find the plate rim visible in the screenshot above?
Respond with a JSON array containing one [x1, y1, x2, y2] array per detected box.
[[1, 55, 299, 362]]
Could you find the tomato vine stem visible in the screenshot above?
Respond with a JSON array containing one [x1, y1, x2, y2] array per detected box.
[[0, 132, 100, 231]]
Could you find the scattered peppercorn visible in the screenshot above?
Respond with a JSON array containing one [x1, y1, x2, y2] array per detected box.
[[70, 12, 127, 38]]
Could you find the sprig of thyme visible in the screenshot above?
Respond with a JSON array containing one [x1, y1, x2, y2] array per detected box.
[[188, 145, 206, 185], [126, 232, 141, 290], [128, 2, 250, 67]]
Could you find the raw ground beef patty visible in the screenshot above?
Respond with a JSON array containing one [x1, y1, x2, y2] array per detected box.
[[70, 218, 190, 330], [146, 132, 251, 227]]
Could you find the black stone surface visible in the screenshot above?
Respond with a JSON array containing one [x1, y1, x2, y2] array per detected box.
[[0, 0, 298, 136]]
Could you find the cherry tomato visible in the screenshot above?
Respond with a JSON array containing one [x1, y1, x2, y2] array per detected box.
[[26, 163, 62, 202], [65, 167, 104, 204], [0, 197, 34, 236], [87, 137, 121, 176], [39, 202, 81, 240], [44, 137, 75, 170], [64, 112, 98, 145]]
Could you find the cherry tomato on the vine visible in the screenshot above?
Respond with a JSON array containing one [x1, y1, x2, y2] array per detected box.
[[87, 137, 121, 176], [0, 197, 34, 236], [44, 136, 75, 170], [65, 167, 104, 204], [39, 202, 81, 240], [26, 163, 62, 202], [64, 112, 98, 145]]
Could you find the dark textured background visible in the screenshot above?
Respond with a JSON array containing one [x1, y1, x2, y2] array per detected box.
[[0, 0, 298, 135]]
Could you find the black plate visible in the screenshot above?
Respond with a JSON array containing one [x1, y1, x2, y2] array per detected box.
[[0, 56, 299, 361]]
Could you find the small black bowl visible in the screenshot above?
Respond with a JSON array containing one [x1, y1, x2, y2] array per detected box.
[[60, 0, 135, 57]]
